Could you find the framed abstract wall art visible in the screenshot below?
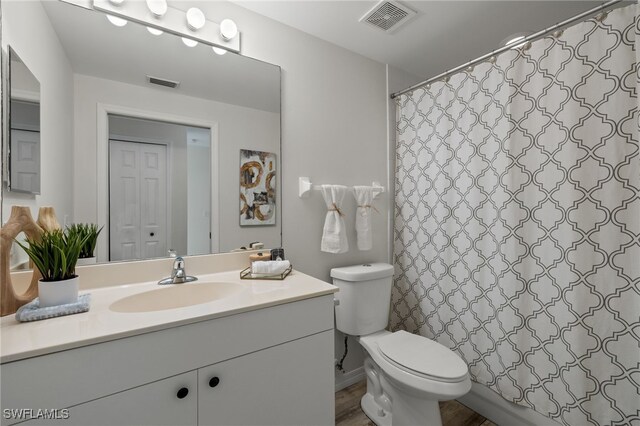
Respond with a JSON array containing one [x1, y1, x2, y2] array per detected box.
[[240, 149, 276, 226]]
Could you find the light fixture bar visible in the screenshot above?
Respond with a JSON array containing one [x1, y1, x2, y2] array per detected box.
[[92, 0, 240, 53]]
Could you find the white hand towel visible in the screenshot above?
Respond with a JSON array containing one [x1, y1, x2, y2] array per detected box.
[[320, 185, 349, 253], [353, 186, 375, 251], [251, 260, 291, 275]]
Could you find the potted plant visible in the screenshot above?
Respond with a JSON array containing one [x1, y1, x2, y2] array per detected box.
[[16, 229, 88, 308], [67, 223, 103, 266]]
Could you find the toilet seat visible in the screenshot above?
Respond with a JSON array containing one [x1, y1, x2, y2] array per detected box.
[[376, 331, 468, 383], [359, 330, 471, 402]]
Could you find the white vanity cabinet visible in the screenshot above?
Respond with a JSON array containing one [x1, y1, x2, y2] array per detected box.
[[197, 331, 334, 426], [18, 372, 198, 426], [1, 295, 335, 426]]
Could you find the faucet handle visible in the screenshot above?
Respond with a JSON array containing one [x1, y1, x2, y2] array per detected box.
[[168, 249, 177, 258], [173, 256, 185, 269]]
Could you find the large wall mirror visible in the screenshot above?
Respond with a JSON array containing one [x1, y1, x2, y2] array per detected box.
[[1, 0, 281, 268]]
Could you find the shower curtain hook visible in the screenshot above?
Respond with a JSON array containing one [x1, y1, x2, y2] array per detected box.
[[553, 30, 563, 38], [596, 11, 608, 22], [489, 56, 497, 64]]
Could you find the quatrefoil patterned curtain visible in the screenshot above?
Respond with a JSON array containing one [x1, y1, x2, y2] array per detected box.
[[391, 5, 640, 426]]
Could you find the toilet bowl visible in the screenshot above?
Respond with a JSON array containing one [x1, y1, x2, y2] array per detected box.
[[332, 264, 471, 426], [358, 330, 471, 426]]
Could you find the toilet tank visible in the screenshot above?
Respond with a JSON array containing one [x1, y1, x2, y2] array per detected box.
[[331, 263, 395, 336]]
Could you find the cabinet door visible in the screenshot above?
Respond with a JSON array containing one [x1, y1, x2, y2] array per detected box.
[[17, 371, 197, 426], [198, 330, 334, 426]]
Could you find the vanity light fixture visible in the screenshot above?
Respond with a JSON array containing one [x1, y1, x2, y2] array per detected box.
[[106, 14, 128, 27], [92, 0, 241, 53], [146, 0, 167, 18], [219, 19, 238, 41], [212, 47, 227, 56], [186, 7, 206, 31], [182, 37, 198, 47]]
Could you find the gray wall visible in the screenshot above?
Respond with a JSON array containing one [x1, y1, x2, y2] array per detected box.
[[180, 1, 389, 387]]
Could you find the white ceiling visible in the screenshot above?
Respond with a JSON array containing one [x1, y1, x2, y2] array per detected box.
[[233, 1, 601, 80]]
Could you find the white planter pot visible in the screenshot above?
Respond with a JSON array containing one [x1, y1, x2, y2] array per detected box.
[[38, 276, 79, 308], [76, 257, 97, 266]]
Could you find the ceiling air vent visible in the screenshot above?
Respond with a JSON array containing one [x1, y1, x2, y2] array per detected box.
[[360, 1, 417, 33], [146, 75, 180, 89]]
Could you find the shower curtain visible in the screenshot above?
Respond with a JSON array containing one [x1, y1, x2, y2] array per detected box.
[[391, 4, 639, 426]]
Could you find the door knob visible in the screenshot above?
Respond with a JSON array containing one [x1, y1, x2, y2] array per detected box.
[[177, 387, 189, 399], [209, 377, 220, 388]]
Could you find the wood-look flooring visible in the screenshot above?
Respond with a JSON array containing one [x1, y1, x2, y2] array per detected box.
[[336, 380, 496, 426]]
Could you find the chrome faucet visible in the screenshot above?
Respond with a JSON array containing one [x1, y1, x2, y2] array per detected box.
[[158, 256, 198, 285]]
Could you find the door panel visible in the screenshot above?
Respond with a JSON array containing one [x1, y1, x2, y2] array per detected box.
[[10, 129, 40, 193], [198, 330, 334, 426], [18, 371, 197, 426], [109, 141, 167, 261], [140, 144, 167, 259]]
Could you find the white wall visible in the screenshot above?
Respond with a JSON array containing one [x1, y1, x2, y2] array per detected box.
[[73, 74, 281, 256], [174, 1, 389, 388], [1, 1, 73, 226]]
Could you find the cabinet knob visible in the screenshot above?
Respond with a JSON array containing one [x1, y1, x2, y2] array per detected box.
[[209, 377, 220, 388], [177, 387, 189, 399]]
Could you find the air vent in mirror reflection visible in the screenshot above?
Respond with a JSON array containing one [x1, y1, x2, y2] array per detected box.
[[146, 75, 180, 89]]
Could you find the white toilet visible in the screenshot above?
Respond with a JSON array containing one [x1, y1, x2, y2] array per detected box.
[[332, 263, 471, 426]]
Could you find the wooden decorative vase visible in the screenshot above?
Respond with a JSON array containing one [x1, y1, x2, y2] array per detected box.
[[0, 206, 61, 316]]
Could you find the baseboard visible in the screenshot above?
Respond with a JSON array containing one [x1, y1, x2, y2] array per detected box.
[[458, 381, 562, 426], [335, 366, 365, 392]]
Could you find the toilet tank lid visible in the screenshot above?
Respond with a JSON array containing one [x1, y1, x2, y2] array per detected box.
[[330, 263, 394, 281]]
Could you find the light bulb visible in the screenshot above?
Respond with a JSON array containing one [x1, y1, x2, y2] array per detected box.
[[186, 7, 205, 31], [108, 0, 124, 5], [212, 47, 227, 55], [182, 37, 198, 47], [107, 15, 127, 27], [146, 0, 167, 18], [147, 27, 163, 36], [220, 19, 238, 41]]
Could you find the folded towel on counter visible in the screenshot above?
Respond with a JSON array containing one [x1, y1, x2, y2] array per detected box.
[[320, 184, 349, 253], [251, 260, 291, 276], [353, 186, 375, 251], [15, 294, 91, 322]]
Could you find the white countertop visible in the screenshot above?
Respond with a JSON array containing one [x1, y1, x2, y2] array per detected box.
[[0, 269, 337, 364]]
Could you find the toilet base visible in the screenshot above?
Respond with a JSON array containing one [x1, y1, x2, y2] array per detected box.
[[361, 393, 392, 426], [361, 354, 444, 426]]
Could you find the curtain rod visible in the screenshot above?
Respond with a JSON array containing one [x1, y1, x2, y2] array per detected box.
[[391, 0, 625, 99]]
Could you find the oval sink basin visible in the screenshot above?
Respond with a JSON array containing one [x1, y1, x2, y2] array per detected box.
[[110, 282, 243, 313]]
